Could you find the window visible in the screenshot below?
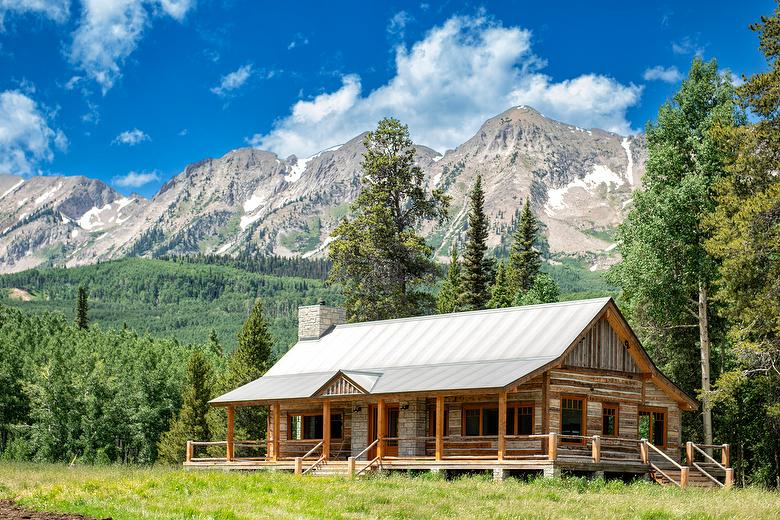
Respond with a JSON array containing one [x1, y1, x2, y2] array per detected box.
[[506, 403, 534, 435], [464, 409, 481, 436], [288, 413, 343, 440], [602, 404, 619, 437], [463, 403, 534, 436], [427, 407, 449, 437], [463, 406, 499, 436], [561, 396, 586, 443], [638, 408, 666, 447], [482, 408, 499, 436]]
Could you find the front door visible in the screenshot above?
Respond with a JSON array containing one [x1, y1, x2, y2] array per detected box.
[[368, 404, 399, 458]]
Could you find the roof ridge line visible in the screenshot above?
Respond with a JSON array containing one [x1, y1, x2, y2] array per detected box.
[[330, 297, 612, 331]]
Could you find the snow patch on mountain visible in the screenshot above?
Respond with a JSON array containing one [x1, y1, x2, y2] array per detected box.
[[77, 198, 133, 230], [621, 137, 633, 185], [0, 179, 24, 201], [546, 165, 625, 212], [35, 182, 62, 205]]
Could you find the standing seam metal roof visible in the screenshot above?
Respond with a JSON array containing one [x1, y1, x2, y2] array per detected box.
[[210, 297, 612, 403]]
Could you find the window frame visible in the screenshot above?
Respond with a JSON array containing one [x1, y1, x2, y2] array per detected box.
[[560, 394, 587, 445], [506, 402, 535, 436], [638, 406, 667, 448], [601, 403, 619, 437], [460, 401, 536, 437], [287, 411, 344, 441]]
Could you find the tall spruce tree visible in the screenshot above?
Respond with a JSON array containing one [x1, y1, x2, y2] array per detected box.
[[609, 58, 740, 446], [509, 198, 542, 296], [226, 300, 274, 440], [459, 175, 491, 310], [157, 349, 214, 464], [328, 118, 450, 322], [75, 286, 89, 329], [207, 329, 223, 357], [488, 262, 513, 309], [437, 243, 462, 314]]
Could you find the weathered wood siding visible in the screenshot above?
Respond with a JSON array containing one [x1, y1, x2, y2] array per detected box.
[[563, 317, 640, 373]]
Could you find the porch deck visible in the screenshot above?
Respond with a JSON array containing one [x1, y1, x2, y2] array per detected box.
[[182, 434, 733, 488]]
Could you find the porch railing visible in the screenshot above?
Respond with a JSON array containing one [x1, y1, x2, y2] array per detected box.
[[185, 440, 266, 463]]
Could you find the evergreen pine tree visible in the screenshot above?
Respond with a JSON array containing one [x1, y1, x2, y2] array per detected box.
[[75, 286, 89, 329], [207, 329, 222, 357], [459, 175, 491, 310], [488, 262, 513, 308], [509, 198, 542, 296], [226, 300, 274, 440], [328, 118, 450, 321], [157, 349, 214, 464], [436, 243, 462, 314]]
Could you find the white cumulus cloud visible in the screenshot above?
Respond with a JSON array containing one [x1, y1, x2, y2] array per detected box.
[[643, 65, 683, 83], [211, 64, 253, 96], [248, 15, 642, 157], [112, 128, 150, 145], [0, 0, 70, 27], [69, 0, 195, 94], [113, 170, 159, 187], [0, 90, 67, 176]]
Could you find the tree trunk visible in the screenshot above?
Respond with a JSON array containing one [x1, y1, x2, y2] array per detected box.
[[699, 282, 713, 446]]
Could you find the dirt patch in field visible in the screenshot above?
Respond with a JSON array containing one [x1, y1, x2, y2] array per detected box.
[[0, 500, 110, 519], [7, 288, 34, 301]]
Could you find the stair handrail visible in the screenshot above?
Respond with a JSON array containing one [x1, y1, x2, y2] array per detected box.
[[354, 439, 379, 461], [301, 440, 324, 460], [691, 462, 725, 487], [645, 440, 685, 471], [356, 456, 381, 476], [690, 443, 727, 488], [302, 454, 325, 475], [644, 440, 690, 488], [691, 443, 727, 472], [649, 463, 682, 488]]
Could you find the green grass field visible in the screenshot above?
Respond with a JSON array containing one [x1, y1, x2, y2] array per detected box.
[[0, 464, 778, 519]]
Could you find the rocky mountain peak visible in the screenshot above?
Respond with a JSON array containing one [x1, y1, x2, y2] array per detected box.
[[0, 106, 647, 273]]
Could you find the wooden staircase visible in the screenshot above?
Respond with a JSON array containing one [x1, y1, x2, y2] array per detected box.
[[644, 441, 733, 489], [649, 464, 722, 488], [308, 460, 351, 477]]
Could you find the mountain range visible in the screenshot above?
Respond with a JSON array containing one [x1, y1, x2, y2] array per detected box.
[[0, 106, 645, 274]]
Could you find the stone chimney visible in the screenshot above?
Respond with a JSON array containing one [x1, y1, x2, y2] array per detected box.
[[298, 301, 346, 340]]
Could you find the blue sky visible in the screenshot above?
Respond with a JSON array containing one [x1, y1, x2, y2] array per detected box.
[[0, 0, 773, 197]]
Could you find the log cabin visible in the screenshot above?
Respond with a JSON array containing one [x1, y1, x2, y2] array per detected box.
[[186, 297, 733, 487]]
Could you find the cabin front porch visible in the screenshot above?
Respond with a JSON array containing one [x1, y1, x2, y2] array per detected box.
[[184, 390, 733, 488]]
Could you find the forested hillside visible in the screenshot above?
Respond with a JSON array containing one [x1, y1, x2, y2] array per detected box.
[[0, 257, 340, 353], [0, 305, 195, 463]]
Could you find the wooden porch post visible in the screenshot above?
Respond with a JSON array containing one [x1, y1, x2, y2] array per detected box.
[[186, 440, 193, 463], [226, 406, 235, 462], [377, 398, 385, 460], [266, 406, 271, 460], [272, 402, 280, 462], [435, 395, 444, 461], [685, 441, 694, 465], [323, 400, 331, 460], [721, 444, 730, 467], [498, 391, 507, 462]]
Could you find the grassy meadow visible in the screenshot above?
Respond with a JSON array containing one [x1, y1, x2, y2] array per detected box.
[[0, 463, 778, 519]]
